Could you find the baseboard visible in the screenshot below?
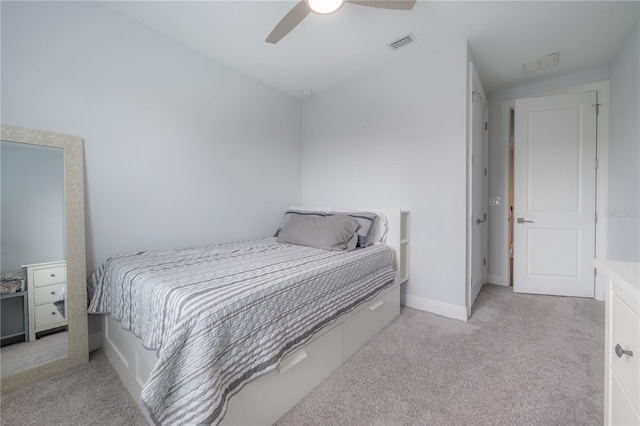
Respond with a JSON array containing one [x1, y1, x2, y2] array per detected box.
[[88, 330, 102, 352], [400, 293, 468, 321], [487, 274, 505, 286]]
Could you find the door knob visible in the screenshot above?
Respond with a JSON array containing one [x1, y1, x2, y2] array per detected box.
[[517, 218, 534, 224], [615, 344, 633, 358]]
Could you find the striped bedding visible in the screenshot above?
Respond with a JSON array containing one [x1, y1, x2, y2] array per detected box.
[[87, 237, 396, 425]]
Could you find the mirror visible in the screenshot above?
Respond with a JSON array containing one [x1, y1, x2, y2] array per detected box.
[[0, 125, 88, 392], [1, 140, 68, 374]]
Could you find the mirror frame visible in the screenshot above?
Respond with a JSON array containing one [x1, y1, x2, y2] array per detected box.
[[1, 125, 88, 392]]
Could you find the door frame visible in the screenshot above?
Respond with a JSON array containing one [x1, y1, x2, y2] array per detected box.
[[499, 80, 610, 300]]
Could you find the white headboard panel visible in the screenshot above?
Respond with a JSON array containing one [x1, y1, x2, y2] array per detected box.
[[374, 209, 409, 284]]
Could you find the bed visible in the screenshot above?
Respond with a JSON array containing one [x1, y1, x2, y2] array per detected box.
[[90, 208, 409, 425]]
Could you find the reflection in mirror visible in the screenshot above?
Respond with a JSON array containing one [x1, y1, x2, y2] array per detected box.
[[0, 125, 87, 393], [1, 141, 69, 377]]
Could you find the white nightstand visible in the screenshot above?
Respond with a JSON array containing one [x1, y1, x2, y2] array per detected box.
[[23, 261, 68, 341]]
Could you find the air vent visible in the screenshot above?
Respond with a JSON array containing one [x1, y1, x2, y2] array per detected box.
[[522, 52, 560, 74], [387, 33, 416, 51]]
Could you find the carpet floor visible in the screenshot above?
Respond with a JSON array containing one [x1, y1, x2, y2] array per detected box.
[[1, 331, 68, 376], [0, 350, 147, 426], [0, 284, 604, 425], [277, 284, 605, 426]]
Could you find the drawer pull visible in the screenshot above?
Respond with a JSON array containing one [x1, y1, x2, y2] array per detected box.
[[278, 351, 307, 375], [615, 344, 633, 358], [51, 291, 56, 295], [50, 274, 56, 277], [51, 312, 57, 316], [369, 300, 384, 311]]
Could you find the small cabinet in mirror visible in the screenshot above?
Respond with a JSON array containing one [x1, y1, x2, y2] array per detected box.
[[0, 125, 88, 392]]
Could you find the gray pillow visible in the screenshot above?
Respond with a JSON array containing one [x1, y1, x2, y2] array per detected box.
[[327, 211, 378, 247], [277, 214, 360, 251], [274, 209, 326, 237]]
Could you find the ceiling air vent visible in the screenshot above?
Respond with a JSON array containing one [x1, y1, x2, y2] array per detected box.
[[387, 33, 416, 51], [522, 52, 560, 74]]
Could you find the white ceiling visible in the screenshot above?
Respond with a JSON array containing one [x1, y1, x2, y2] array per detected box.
[[102, 1, 639, 98]]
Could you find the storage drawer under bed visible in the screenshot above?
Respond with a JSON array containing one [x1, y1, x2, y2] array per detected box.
[[222, 283, 399, 425], [222, 322, 343, 425], [343, 283, 400, 361]]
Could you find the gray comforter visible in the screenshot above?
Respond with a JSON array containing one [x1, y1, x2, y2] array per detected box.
[[87, 238, 395, 425]]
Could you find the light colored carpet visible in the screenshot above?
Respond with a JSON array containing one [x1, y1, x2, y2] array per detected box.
[[0, 284, 604, 425], [276, 284, 605, 425], [0, 350, 147, 426], [1, 331, 68, 377]]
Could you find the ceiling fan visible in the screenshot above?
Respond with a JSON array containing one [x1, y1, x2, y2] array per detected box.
[[266, 0, 417, 44]]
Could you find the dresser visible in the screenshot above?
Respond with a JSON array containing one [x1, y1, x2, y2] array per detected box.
[[595, 260, 640, 426], [23, 261, 68, 341]]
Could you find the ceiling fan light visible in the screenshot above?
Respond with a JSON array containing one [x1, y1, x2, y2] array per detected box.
[[308, 0, 344, 14]]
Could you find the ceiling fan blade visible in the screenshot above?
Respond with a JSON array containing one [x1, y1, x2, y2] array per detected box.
[[266, 1, 312, 44], [347, 0, 416, 10]]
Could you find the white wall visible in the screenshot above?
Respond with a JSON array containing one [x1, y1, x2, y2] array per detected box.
[[1, 1, 302, 274], [608, 17, 640, 262], [301, 41, 470, 319], [485, 66, 611, 284]]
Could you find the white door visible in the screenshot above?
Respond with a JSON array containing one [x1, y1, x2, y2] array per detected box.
[[470, 89, 488, 307], [513, 92, 597, 297]]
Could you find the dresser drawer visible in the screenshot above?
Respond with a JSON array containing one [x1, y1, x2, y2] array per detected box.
[[343, 284, 400, 361], [34, 303, 67, 329], [34, 284, 66, 305], [611, 293, 640, 414], [33, 266, 66, 287], [611, 371, 640, 426]]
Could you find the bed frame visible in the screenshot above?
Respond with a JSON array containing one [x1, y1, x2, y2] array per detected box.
[[99, 208, 408, 425]]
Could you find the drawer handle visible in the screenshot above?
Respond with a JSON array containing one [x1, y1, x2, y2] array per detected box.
[[369, 300, 384, 311], [615, 344, 633, 358], [278, 351, 307, 375], [51, 312, 57, 316], [51, 291, 56, 295], [50, 274, 56, 277]]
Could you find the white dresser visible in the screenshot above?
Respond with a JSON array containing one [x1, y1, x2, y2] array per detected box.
[[595, 260, 640, 426], [23, 261, 68, 341]]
